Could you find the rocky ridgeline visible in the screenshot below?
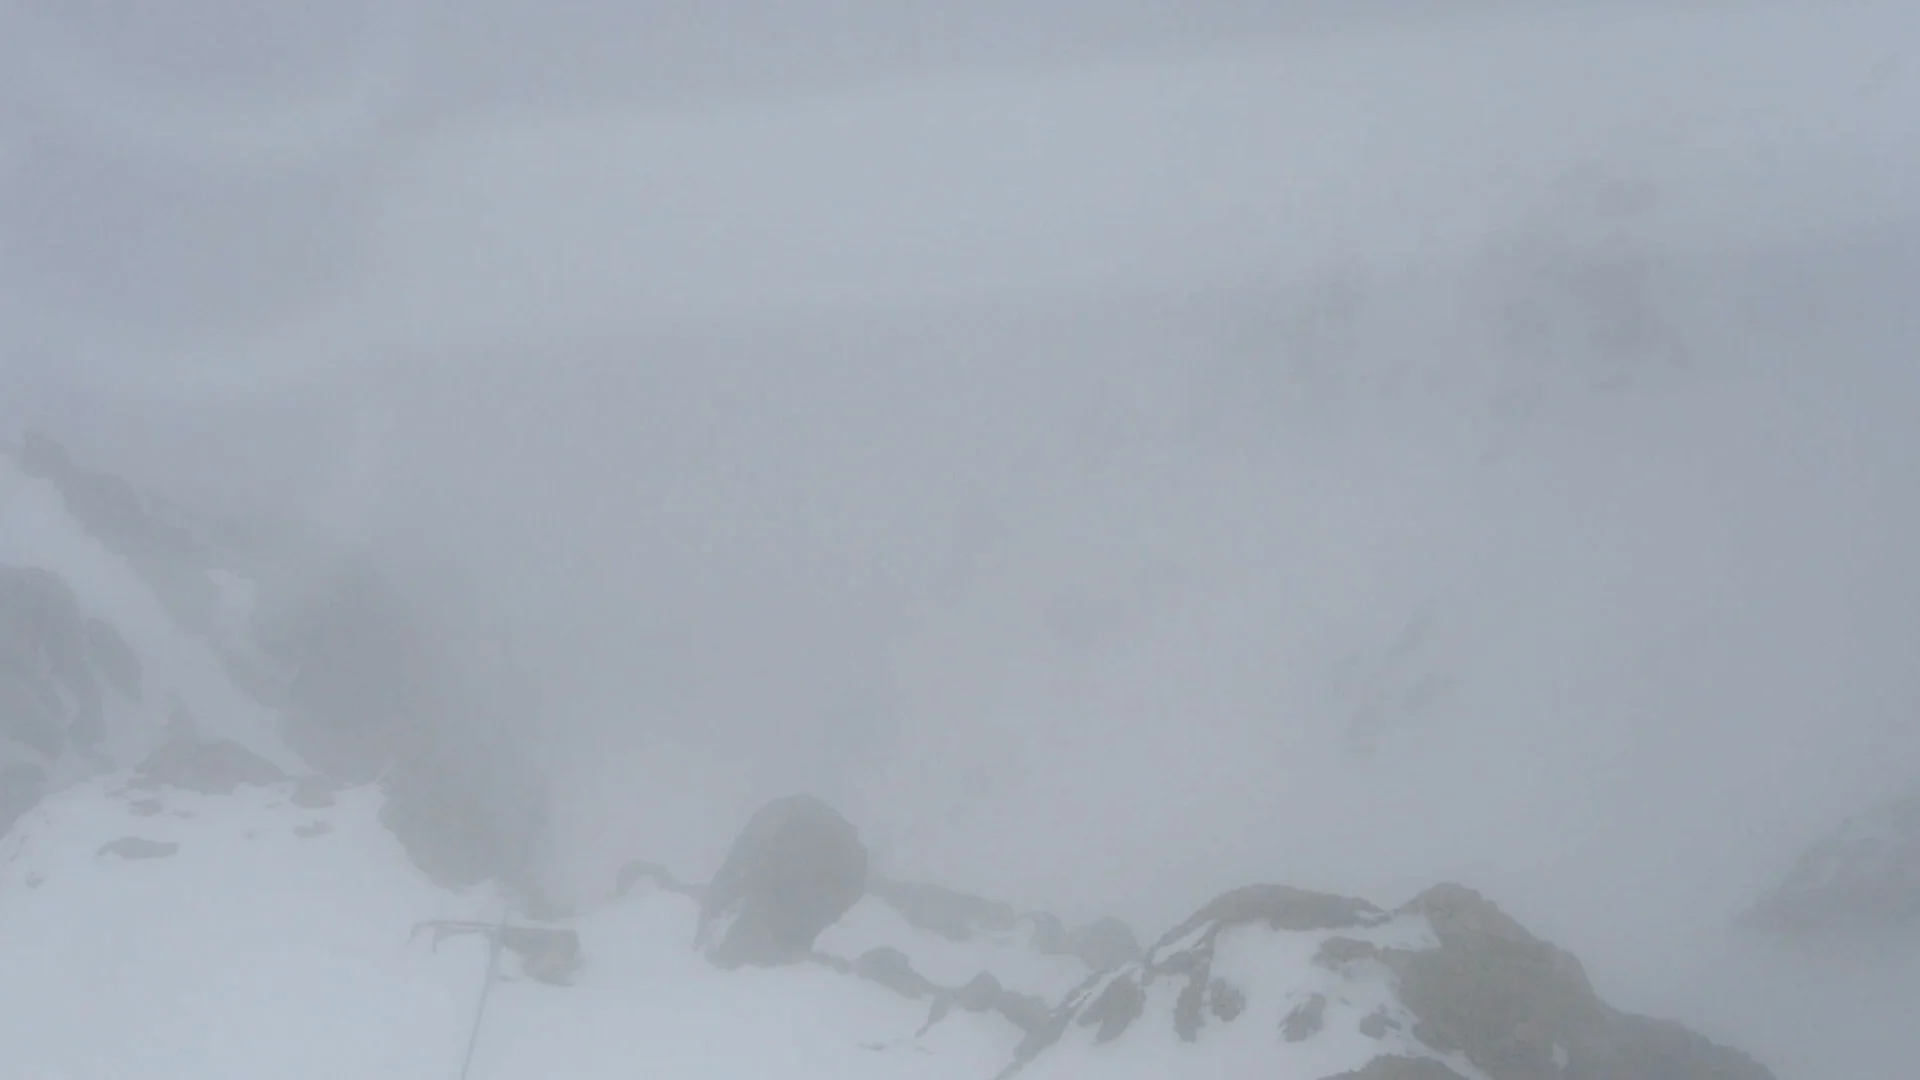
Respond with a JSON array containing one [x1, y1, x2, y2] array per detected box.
[[1744, 781, 1920, 939], [608, 792, 1778, 1080], [0, 434, 1801, 1077]]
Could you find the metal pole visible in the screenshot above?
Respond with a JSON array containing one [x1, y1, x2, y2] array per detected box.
[[454, 795, 546, 1080]]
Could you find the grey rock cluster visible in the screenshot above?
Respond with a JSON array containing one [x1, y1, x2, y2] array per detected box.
[[1002, 880, 1776, 1080], [0, 564, 135, 762]]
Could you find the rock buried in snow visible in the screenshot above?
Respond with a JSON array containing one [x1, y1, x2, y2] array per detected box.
[[697, 794, 868, 969], [97, 837, 179, 860], [133, 731, 284, 795], [288, 775, 336, 809]]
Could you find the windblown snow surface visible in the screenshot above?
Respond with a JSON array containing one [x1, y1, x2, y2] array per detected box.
[[1, 447, 1468, 1079], [0, 776, 1472, 1080]]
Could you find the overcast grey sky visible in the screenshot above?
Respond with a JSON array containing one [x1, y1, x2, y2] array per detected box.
[[3, 4, 1918, 1076]]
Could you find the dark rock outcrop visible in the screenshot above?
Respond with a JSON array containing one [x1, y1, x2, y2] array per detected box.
[[1004, 881, 1776, 1080], [0, 565, 107, 753], [852, 945, 937, 999], [1328, 884, 1776, 1080], [696, 794, 868, 969]]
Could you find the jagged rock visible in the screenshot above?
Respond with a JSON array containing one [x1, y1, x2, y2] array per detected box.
[[926, 971, 1052, 1036], [696, 794, 868, 969], [0, 565, 104, 751], [1744, 782, 1920, 936], [1077, 971, 1146, 1043], [852, 945, 936, 999], [133, 729, 284, 795], [1281, 992, 1328, 1042], [1179, 882, 1389, 936], [1337, 883, 1777, 1080], [1006, 880, 1777, 1080]]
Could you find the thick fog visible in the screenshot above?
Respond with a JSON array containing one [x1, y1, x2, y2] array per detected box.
[[4, 3, 1918, 1077]]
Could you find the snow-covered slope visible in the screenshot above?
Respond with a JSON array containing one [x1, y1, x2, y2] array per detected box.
[[1, 436, 1784, 1079], [0, 772, 1020, 1080], [0, 762, 1781, 1080], [1, 437, 304, 826]]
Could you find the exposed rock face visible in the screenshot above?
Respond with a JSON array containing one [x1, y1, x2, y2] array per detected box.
[[697, 794, 868, 969], [15, 430, 221, 635], [1005, 881, 1777, 1080], [1744, 782, 1920, 937], [0, 565, 109, 755]]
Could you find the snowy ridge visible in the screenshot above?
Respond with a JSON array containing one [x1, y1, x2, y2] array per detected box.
[[0, 439, 1783, 1079], [1747, 782, 1920, 936], [1005, 886, 1485, 1080]]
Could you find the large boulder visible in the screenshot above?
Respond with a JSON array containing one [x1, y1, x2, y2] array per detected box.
[[696, 794, 868, 969]]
